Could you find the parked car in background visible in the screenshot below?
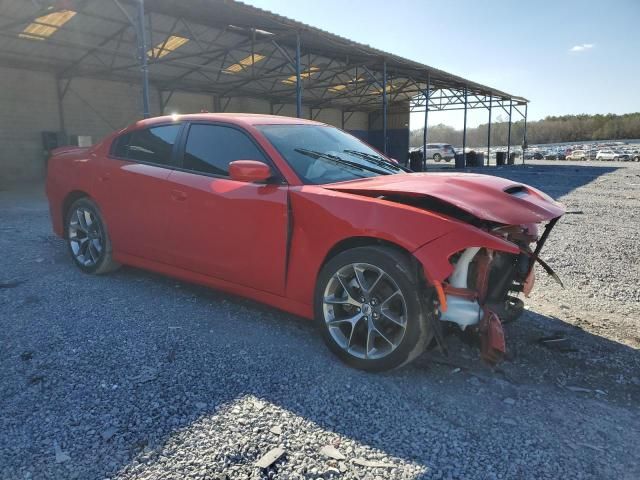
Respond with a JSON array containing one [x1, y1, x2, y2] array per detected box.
[[596, 149, 619, 161], [545, 151, 566, 160], [566, 149, 587, 161], [525, 150, 545, 160], [631, 150, 640, 162], [422, 143, 456, 162], [614, 151, 630, 161], [45, 113, 565, 371]]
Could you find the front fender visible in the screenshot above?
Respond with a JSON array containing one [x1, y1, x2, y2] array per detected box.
[[412, 226, 520, 284], [284, 186, 494, 309]]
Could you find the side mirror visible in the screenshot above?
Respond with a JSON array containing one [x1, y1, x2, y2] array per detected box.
[[229, 160, 272, 183]]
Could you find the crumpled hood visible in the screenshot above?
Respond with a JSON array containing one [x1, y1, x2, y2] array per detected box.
[[323, 172, 565, 225]]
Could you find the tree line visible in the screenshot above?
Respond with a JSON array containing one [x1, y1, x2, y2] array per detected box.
[[410, 113, 640, 148]]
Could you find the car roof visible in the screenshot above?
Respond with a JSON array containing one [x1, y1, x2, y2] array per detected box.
[[129, 113, 325, 130]]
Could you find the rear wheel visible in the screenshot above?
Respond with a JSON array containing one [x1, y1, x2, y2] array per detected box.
[[66, 198, 120, 274], [433, 153, 442, 162], [315, 246, 433, 371]]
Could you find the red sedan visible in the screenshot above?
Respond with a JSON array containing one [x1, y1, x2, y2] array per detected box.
[[46, 113, 565, 371]]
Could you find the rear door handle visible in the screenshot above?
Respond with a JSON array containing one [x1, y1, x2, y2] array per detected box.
[[171, 189, 187, 201]]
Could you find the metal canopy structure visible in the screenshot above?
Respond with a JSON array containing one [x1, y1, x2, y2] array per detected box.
[[0, 0, 528, 163]]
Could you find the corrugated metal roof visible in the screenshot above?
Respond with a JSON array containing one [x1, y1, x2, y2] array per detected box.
[[0, 0, 527, 111]]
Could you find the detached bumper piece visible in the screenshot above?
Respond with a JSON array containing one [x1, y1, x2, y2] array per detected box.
[[479, 310, 506, 364], [437, 217, 563, 365]]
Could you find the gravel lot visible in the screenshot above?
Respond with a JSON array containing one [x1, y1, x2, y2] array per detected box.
[[1, 160, 638, 480]]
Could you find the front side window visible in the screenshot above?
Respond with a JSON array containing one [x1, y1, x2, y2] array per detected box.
[[115, 125, 181, 166], [183, 124, 267, 176], [257, 124, 405, 185]]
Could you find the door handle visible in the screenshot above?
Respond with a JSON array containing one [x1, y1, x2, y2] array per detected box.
[[98, 172, 111, 182], [171, 189, 187, 201]]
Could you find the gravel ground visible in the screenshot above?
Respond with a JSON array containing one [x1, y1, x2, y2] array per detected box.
[[1, 160, 638, 480]]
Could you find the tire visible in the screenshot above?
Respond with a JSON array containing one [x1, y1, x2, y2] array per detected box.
[[314, 246, 434, 371], [433, 153, 442, 162], [580, 157, 586, 161], [65, 197, 120, 275]]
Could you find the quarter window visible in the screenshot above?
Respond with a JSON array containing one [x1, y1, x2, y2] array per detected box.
[[183, 124, 267, 176], [111, 133, 130, 158], [113, 125, 181, 166]]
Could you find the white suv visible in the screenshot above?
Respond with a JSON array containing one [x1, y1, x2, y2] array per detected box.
[[567, 149, 588, 161], [421, 143, 456, 162], [596, 149, 619, 161]]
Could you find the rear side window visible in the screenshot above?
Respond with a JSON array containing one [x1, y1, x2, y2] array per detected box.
[[113, 125, 181, 166], [111, 133, 130, 158], [183, 124, 266, 176]]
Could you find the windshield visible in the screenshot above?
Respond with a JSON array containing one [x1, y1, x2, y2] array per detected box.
[[256, 124, 406, 184]]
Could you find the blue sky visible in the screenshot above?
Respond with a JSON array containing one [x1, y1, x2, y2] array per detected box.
[[244, 0, 640, 129]]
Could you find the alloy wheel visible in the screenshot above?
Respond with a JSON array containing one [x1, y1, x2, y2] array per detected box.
[[322, 263, 408, 360], [68, 207, 104, 267]]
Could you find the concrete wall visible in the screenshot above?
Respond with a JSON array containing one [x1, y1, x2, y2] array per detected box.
[[0, 65, 162, 182], [0, 64, 385, 182], [343, 112, 368, 131], [0, 66, 60, 181], [63, 77, 161, 140], [225, 96, 271, 115], [368, 107, 411, 162], [162, 91, 213, 115]]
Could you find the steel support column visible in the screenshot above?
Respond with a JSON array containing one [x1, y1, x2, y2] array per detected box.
[[422, 73, 430, 170], [459, 87, 468, 168], [295, 33, 302, 118], [136, 0, 150, 118], [507, 99, 512, 164], [55, 77, 68, 134], [487, 95, 492, 166], [382, 60, 388, 155], [522, 103, 528, 165]]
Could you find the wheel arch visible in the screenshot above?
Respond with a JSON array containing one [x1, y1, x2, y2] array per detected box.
[[320, 236, 427, 285], [62, 190, 91, 234]]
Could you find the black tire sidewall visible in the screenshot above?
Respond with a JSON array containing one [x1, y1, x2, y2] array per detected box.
[[65, 198, 109, 274], [314, 246, 431, 371]]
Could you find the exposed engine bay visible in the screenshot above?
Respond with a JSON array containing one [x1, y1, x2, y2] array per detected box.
[[435, 219, 562, 364]]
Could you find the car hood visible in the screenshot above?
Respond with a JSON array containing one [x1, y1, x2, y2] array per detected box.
[[322, 172, 565, 225]]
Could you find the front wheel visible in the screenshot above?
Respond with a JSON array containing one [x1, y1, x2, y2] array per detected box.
[[66, 197, 120, 274], [315, 246, 433, 371]]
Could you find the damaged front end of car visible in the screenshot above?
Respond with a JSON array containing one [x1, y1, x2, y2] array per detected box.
[[323, 173, 566, 364], [429, 218, 563, 364]]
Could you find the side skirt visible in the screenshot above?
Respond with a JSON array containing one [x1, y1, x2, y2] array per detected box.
[[113, 252, 314, 320]]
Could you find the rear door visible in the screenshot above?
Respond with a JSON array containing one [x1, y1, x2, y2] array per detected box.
[[164, 122, 289, 295], [94, 123, 183, 263]]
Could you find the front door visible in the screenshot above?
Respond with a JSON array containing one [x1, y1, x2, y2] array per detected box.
[[165, 123, 289, 296]]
